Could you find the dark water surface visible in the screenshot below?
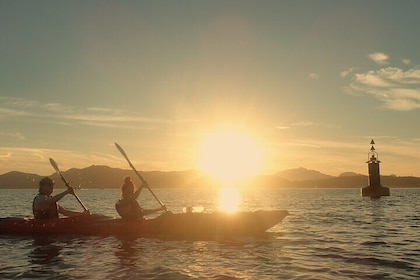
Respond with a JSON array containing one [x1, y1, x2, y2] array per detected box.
[[0, 188, 418, 279]]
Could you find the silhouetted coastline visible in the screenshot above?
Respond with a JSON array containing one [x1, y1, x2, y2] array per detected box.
[[1, 166, 419, 189]]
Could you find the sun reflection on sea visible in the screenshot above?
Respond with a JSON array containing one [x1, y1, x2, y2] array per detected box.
[[218, 187, 241, 212]]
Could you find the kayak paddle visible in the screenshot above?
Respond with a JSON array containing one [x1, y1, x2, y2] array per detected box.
[[114, 142, 168, 212], [49, 158, 88, 211]]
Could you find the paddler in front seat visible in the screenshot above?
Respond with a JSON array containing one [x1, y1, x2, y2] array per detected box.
[[32, 177, 90, 219], [115, 176, 165, 220]]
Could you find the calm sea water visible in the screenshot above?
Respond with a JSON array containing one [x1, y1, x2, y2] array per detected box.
[[0, 187, 418, 279]]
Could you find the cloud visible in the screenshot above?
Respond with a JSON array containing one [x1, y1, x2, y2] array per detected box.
[[341, 67, 355, 77], [368, 52, 389, 65], [276, 121, 340, 129], [402, 58, 411, 65], [275, 122, 316, 130], [0, 132, 25, 140], [291, 121, 315, 127], [347, 66, 420, 111], [0, 152, 12, 159], [382, 98, 419, 111], [0, 107, 31, 118], [308, 73, 320, 80], [353, 71, 392, 87]]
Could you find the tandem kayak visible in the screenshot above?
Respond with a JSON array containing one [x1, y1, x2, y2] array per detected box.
[[0, 210, 288, 240]]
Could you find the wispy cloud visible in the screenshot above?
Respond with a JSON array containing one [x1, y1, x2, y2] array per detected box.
[[0, 151, 12, 159], [402, 58, 411, 65], [369, 52, 389, 65], [343, 55, 420, 111], [341, 67, 356, 78], [0, 107, 32, 118], [276, 121, 340, 129], [0, 132, 25, 140], [291, 121, 316, 127], [351, 67, 420, 110], [0, 97, 194, 128]]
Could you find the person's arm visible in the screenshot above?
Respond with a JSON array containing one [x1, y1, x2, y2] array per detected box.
[[51, 187, 74, 203], [55, 187, 90, 216], [142, 205, 166, 216], [58, 205, 90, 217]]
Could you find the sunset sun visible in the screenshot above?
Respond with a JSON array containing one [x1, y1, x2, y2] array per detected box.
[[197, 129, 262, 184]]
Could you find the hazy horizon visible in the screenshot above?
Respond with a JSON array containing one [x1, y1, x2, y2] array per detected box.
[[1, 164, 415, 180]]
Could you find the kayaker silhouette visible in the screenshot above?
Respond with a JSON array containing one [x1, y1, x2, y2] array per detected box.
[[115, 176, 165, 220], [32, 177, 90, 219]]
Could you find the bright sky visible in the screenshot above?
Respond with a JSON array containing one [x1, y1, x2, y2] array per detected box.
[[1, 1, 419, 179]]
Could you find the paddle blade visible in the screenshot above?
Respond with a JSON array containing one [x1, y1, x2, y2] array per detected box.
[[49, 158, 60, 173], [49, 158, 88, 211], [114, 142, 129, 160], [114, 142, 167, 211]]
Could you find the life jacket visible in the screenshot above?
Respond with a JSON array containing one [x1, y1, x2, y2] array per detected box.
[[115, 199, 144, 220], [32, 194, 59, 219]]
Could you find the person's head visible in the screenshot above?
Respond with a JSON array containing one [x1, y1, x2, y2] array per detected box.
[[39, 177, 55, 195], [121, 176, 134, 198]]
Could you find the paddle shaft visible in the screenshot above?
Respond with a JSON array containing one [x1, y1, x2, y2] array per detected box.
[[114, 142, 167, 211], [49, 158, 88, 211]]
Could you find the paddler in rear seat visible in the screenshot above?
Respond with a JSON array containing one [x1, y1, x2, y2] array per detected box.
[[33, 177, 90, 219], [115, 176, 165, 220]]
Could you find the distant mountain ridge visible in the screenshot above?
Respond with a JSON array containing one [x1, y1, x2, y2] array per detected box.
[[0, 166, 419, 189], [338, 172, 363, 177], [275, 167, 334, 181]]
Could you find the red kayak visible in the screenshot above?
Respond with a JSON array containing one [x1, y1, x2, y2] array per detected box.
[[0, 210, 288, 239]]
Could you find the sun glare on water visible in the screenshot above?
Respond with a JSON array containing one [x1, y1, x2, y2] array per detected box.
[[198, 129, 262, 185], [218, 187, 240, 212]]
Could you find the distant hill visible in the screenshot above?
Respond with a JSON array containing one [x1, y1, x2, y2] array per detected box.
[[339, 172, 363, 177], [0, 166, 217, 189], [275, 167, 334, 181], [0, 166, 419, 189], [0, 171, 42, 189]]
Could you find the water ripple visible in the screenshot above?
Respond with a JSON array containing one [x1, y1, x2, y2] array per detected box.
[[1, 188, 419, 279]]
